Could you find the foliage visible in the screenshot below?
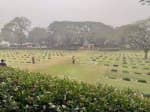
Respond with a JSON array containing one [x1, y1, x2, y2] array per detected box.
[[140, 0, 150, 5], [1, 17, 150, 50], [122, 77, 131, 81], [138, 79, 147, 83], [48, 21, 115, 49], [0, 68, 150, 112], [28, 27, 49, 46], [128, 24, 150, 59], [1, 17, 31, 44]]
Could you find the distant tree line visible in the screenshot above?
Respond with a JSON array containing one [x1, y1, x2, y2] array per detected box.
[[140, 0, 150, 4], [0, 17, 150, 59], [0, 17, 117, 49]]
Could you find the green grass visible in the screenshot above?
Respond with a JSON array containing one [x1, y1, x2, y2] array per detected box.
[[0, 50, 150, 94]]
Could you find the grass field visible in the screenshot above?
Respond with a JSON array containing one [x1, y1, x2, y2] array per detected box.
[[0, 50, 150, 95]]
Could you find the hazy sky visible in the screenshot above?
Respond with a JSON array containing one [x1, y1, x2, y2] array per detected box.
[[0, 0, 150, 28]]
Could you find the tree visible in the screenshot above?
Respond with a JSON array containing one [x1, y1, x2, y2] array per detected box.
[[129, 25, 150, 59], [46, 31, 56, 48], [28, 27, 48, 46], [140, 0, 150, 4], [1, 17, 31, 46], [0, 32, 2, 41]]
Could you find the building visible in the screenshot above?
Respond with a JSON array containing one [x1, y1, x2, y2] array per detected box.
[[22, 42, 35, 48], [80, 40, 95, 50], [0, 41, 10, 48]]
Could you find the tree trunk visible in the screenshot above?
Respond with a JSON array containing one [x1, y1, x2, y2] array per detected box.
[[144, 49, 149, 59]]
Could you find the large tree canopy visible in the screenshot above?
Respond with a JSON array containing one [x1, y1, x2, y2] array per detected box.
[[129, 24, 150, 59], [1, 17, 31, 44], [28, 27, 48, 44], [140, 0, 150, 4]]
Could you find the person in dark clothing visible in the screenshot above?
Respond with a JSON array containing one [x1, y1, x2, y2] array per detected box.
[[32, 57, 35, 64], [72, 56, 76, 64], [0, 59, 7, 67]]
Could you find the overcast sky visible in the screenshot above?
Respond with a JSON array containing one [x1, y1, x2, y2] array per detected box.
[[0, 0, 150, 28]]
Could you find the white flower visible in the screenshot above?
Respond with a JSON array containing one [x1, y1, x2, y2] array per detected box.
[[62, 105, 66, 109], [25, 104, 29, 109]]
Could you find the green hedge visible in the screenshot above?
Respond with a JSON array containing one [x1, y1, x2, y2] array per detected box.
[[0, 68, 150, 112]]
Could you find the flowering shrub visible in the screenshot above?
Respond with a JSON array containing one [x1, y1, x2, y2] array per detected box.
[[0, 68, 150, 112]]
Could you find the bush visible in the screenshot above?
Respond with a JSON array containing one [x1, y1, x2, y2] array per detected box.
[[108, 76, 116, 79], [123, 61, 127, 64], [147, 72, 150, 75], [137, 79, 147, 83], [111, 69, 118, 72], [122, 65, 128, 68], [0, 68, 150, 112], [92, 59, 96, 61], [144, 94, 150, 98], [145, 61, 150, 63], [135, 72, 142, 75], [143, 68, 149, 70], [122, 77, 131, 81], [132, 66, 137, 69], [122, 70, 129, 74], [104, 64, 109, 66], [113, 64, 119, 67]]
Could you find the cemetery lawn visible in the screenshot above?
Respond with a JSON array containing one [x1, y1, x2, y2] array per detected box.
[[1, 50, 150, 95]]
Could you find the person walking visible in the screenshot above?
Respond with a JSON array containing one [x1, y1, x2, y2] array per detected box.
[[72, 56, 76, 64]]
